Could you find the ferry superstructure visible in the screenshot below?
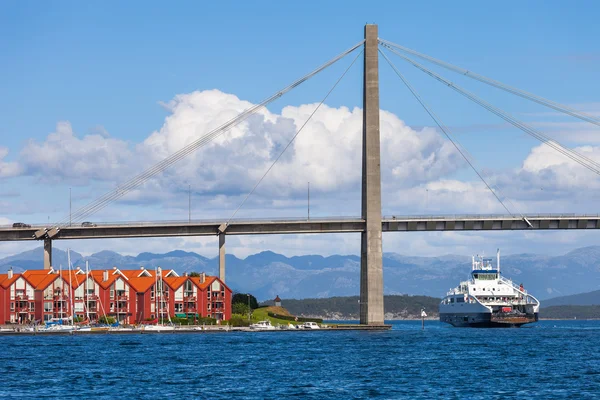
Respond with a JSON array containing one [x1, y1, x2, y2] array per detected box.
[[439, 251, 540, 327]]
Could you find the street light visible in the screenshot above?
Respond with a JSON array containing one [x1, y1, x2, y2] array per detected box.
[[247, 294, 251, 321]]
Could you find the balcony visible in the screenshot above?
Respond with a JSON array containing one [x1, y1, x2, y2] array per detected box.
[[183, 296, 196, 302], [14, 294, 28, 301], [211, 297, 226, 303]]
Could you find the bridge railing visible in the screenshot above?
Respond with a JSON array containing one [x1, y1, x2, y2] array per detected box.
[[2, 213, 600, 229], [0, 216, 364, 229], [382, 213, 600, 220]]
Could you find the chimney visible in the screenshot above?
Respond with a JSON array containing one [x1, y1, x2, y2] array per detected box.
[[183, 272, 188, 277], [201, 272, 206, 284], [140, 266, 145, 270], [7, 267, 13, 279], [103, 270, 109, 282]]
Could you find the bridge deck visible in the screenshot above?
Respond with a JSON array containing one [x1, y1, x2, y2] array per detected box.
[[0, 214, 599, 241]]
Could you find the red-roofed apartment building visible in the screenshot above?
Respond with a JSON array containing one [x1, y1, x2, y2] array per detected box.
[[0, 269, 32, 323], [21, 268, 76, 323], [0, 267, 232, 325]]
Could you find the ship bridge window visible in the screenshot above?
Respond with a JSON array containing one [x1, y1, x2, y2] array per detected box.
[[476, 274, 497, 280], [450, 298, 454, 303]]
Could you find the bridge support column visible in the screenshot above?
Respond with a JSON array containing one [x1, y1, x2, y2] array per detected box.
[[360, 24, 384, 325], [44, 238, 52, 270], [219, 233, 225, 283]]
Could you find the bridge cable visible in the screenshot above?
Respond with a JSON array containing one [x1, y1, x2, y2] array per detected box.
[[378, 38, 600, 128], [381, 43, 600, 176], [379, 48, 516, 217], [225, 49, 364, 227], [48, 40, 365, 231]]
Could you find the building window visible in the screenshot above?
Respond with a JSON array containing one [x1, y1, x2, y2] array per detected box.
[[29, 303, 35, 312], [207, 291, 211, 299], [110, 289, 114, 299], [10, 302, 14, 311]]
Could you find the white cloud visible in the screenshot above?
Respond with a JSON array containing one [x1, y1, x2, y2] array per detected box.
[[4, 89, 600, 252], [0, 147, 23, 178], [137, 90, 465, 197], [19, 121, 134, 184]]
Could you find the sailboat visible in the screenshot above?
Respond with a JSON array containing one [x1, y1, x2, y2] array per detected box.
[[43, 251, 77, 332], [143, 267, 175, 332]]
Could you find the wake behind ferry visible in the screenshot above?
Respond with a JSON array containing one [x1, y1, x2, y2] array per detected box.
[[439, 250, 540, 327]]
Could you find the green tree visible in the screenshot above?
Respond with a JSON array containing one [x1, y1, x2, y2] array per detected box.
[[232, 293, 258, 310], [232, 302, 250, 316], [189, 272, 201, 277], [226, 314, 251, 327], [98, 316, 116, 325]]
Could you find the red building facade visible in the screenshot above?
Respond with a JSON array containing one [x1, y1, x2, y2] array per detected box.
[[1, 267, 231, 325]]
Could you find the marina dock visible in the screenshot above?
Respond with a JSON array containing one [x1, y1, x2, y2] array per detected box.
[[0, 324, 391, 335]]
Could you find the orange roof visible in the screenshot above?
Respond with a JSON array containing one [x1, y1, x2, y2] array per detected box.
[[90, 270, 121, 289], [189, 276, 217, 290], [0, 273, 21, 289], [69, 271, 87, 289], [163, 276, 187, 290], [127, 277, 155, 293], [22, 270, 59, 290]]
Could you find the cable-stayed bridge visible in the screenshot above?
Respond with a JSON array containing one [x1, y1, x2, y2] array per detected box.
[[3, 25, 600, 325]]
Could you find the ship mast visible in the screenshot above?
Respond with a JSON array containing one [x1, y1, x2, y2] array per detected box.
[[497, 248, 500, 274]]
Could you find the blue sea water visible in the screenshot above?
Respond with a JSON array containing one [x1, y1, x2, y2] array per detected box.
[[1, 320, 599, 399]]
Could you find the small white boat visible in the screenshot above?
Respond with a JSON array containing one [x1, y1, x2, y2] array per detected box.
[[42, 324, 77, 332], [287, 323, 297, 330], [143, 324, 175, 332], [250, 320, 276, 330], [301, 322, 320, 330]]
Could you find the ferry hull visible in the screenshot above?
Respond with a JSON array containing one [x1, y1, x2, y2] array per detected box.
[[440, 312, 538, 328]]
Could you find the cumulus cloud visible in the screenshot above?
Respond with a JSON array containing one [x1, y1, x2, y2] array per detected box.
[[0, 147, 23, 178], [19, 121, 134, 184], [7, 89, 600, 220], [496, 141, 600, 202], [136, 90, 464, 198]]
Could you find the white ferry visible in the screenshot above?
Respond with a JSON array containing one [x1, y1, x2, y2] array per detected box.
[[439, 250, 540, 327]]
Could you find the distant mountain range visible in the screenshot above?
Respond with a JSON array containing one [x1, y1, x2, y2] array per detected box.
[[542, 289, 600, 307], [2, 246, 600, 302]]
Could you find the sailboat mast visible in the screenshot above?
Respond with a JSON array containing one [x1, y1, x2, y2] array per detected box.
[[59, 264, 63, 322], [68, 249, 74, 326], [85, 261, 90, 322]]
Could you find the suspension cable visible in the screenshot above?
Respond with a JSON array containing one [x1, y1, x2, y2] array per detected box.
[[379, 49, 516, 216], [381, 43, 600, 176], [226, 49, 364, 226], [379, 38, 600, 127], [50, 40, 365, 230]]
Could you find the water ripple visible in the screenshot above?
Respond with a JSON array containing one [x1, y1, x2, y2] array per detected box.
[[0, 320, 599, 399]]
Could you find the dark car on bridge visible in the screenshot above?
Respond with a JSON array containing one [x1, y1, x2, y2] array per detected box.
[[81, 222, 97, 227], [12, 222, 31, 228]]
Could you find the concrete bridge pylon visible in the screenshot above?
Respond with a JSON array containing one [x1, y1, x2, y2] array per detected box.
[[360, 24, 384, 325]]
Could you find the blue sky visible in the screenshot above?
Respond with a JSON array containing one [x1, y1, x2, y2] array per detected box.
[[1, 1, 600, 259]]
